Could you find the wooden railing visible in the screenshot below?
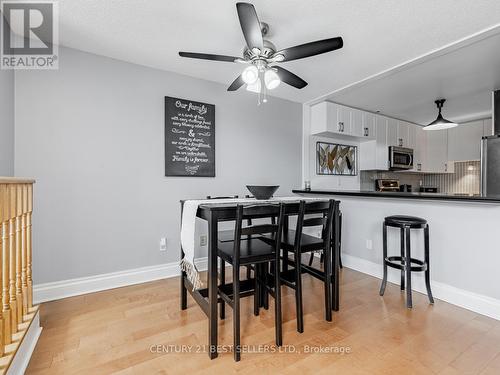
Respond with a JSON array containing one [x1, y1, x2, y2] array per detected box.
[[0, 178, 37, 373]]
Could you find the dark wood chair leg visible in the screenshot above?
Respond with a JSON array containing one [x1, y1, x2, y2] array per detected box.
[[220, 257, 225, 320], [233, 264, 241, 361], [274, 259, 282, 346], [263, 263, 269, 310], [379, 222, 388, 296], [294, 249, 304, 333], [324, 249, 333, 321], [405, 226, 413, 308], [400, 227, 405, 291], [424, 224, 434, 304], [254, 263, 260, 316], [338, 211, 343, 269], [308, 252, 315, 266]]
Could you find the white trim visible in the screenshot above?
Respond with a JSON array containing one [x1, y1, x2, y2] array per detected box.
[[342, 253, 500, 321], [7, 311, 42, 375], [33, 258, 208, 304]]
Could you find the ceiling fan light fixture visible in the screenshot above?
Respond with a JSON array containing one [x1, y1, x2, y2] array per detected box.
[[264, 69, 280, 90], [242, 65, 259, 84], [424, 99, 458, 131], [246, 78, 261, 93]]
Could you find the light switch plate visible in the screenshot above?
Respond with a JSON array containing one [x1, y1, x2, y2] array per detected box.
[[200, 235, 207, 247], [160, 238, 167, 252]]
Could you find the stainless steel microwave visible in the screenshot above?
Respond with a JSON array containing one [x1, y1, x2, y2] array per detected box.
[[389, 146, 414, 170]]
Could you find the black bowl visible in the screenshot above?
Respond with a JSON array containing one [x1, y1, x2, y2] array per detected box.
[[246, 185, 280, 200]]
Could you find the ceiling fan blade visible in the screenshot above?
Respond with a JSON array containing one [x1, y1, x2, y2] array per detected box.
[[179, 52, 240, 63], [274, 37, 343, 62], [227, 75, 245, 91], [273, 66, 308, 89], [236, 2, 263, 52]]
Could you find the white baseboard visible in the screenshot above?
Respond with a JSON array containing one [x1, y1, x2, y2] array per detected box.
[[7, 311, 42, 375], [342, 253, 500, 321], [34, 254, 500, 321], [33, 258, 208, 304]]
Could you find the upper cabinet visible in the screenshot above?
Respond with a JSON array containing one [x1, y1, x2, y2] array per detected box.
[[425, 129, 453, 173], [397, 121, 416, 149], [310, 102, 375, 140]]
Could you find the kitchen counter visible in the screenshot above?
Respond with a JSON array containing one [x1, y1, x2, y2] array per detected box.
[[292, 189, 500, 203]]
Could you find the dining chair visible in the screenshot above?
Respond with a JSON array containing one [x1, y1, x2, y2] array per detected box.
[[217, 203, 284, 361], [264, 199, 336, 332]]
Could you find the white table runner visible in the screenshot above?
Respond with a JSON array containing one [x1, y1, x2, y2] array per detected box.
[[180, 196, 327, 290]]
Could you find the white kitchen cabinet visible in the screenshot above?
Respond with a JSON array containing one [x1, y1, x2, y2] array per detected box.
[[407, 124, 417, 149], [362, 112, 376, 140], [310, 102, 353, 137], [349, 108, 364, 137], [447, 120, 484, 162], [413, 125, 426, 172], [425, 129, 453, 173], [375, 115, 389, 170], [386, 118, 398, 147], [394, 121, 416, 149]]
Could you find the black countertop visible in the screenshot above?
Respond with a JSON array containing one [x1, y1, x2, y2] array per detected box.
[[292, 189, 500, 203]]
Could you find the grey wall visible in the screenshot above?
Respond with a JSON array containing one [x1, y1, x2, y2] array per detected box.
[[15, 47, 302, 284], [0, 69, 14, 176]]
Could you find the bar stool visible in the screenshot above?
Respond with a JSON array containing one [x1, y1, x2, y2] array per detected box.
[[379, 215, 434, 308]]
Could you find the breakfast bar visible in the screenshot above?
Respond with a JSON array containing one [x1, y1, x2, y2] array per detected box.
[[293, 189, 500, 317]]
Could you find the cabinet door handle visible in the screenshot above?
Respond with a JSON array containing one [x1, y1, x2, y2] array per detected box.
[[445, 163, 447, 172], [338, 122, 342, 132], [364, 127, 368, 137]]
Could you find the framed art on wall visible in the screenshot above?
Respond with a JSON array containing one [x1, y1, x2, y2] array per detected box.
[[316, 141, 357, 176], [165, 96, 215, 177]]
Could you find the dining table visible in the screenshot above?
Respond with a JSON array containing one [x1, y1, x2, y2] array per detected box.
[[179, 197, 341, 359]]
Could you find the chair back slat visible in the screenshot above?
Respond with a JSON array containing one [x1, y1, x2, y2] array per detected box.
[[241, 224, 277, 236], [303, 217, 325, 227]]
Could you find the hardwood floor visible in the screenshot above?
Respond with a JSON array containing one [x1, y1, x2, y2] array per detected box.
[[26, 263, 500, 374]]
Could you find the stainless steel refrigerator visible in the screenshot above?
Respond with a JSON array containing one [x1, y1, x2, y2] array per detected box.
[[481, 90, 500, 196]]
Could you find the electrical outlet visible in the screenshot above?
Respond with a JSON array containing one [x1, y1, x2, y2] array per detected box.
[[160, 237, 167, 252], [200, 235, 207, 247], [366, 239, 373, 250]]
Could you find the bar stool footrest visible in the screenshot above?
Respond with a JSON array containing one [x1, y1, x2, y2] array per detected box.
[[385, 256, 427, 272]]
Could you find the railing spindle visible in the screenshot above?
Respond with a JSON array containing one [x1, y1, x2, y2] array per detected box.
[[8, 185, 17, 335], [15, 185, 23, 323], [21, 185, 28, 317], [2, 186, 11, 345], [27, 184, 33, 309]]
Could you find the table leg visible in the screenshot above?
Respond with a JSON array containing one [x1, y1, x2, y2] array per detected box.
[[332, 202, 340, 311], [207, 212, 219, 359], [180, 203, 187, 310]]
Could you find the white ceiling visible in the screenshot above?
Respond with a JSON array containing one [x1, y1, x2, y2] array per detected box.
[[326, 30, 500, 125], [55, 0, 500, 103]]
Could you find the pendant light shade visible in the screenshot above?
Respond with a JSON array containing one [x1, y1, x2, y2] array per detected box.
[[424, 99, 458, 131]]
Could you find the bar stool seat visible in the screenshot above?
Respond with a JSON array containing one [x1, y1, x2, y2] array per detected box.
[[380, 215, 434, 308], [385, 215, 427, 228]]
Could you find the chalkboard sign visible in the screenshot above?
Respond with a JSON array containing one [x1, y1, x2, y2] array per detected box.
[[165, 96, 215, 177]]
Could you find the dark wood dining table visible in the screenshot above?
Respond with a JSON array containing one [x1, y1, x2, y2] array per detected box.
[[179, 198, 341, 359]]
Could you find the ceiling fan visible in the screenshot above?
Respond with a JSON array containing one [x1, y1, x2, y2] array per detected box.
[[179, 2, 343, 103]]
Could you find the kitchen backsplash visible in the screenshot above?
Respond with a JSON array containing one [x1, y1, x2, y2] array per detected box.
[[360, 161, 481, 194]]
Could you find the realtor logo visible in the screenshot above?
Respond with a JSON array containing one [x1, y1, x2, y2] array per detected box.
[[1, 0, 59, 69]]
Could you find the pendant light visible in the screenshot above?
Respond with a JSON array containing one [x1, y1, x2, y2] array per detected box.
[[423, 99, 458, 131]]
